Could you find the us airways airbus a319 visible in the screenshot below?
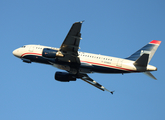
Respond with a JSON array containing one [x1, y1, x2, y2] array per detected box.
[[13, 21, 161, 94]]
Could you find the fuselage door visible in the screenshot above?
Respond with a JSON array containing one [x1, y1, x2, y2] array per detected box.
[[116, 59, 123, 67]]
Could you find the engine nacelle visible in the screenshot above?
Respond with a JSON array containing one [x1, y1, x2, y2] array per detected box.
[[42, 48, 58, 58], [55, 72, 77, 82]]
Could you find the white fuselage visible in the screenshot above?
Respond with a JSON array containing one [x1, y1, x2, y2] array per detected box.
[[13, 45, 157, 74]]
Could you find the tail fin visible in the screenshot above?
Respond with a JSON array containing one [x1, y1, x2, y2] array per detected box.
[[126, 40, 161, 64]]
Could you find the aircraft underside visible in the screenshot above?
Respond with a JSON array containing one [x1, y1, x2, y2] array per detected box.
[[22, 55, 130, 74]]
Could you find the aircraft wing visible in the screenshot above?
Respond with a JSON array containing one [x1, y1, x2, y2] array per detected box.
[[58, 21, 83, 64], [79, 74, 114, 94]]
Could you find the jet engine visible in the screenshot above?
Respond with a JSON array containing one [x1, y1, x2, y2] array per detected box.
[[42, 48, 63, 58], [55, 72, 77, 82]]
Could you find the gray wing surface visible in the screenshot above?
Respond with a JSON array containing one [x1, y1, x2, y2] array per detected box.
[[58, 22, 83, 64], [80, 74, 114, 94], [55, 22, 114, 94]]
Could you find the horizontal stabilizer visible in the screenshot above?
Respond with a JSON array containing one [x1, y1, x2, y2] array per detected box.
[[134, 54, 149, 67], [144, 72, 157, 80]]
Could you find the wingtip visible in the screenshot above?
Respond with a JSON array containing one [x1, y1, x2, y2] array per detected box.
[[74, 20, 85, 24], [80, 20, 85, 23], [110, 91, 115, 95]]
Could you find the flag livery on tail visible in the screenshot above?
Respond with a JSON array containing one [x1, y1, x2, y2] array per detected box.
[[126, 40, 161, 63], [126, 40, 161, 80]]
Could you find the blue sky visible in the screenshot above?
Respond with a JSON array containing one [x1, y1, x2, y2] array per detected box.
[[1, 0, 165, 120]]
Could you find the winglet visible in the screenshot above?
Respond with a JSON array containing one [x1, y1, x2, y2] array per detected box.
[[110, 91, 115, 95], [80, 20, 85, 23]]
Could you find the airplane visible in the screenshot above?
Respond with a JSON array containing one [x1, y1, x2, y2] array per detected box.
[[13, 21, 161, 94]]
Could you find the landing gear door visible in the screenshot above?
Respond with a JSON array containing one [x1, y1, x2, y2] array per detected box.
[[116, 59, 123, 67]]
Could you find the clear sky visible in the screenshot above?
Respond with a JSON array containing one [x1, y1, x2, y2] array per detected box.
[[0, 0, 165, 120]]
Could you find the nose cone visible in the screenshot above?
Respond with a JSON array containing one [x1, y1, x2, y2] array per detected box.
[[13, 49, 20, 58]]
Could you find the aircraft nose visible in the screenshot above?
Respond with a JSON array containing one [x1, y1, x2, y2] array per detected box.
[[13, 49, 20, 58]]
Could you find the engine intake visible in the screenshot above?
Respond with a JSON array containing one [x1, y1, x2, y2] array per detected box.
[[42, 48, 58, 58], [55, 72, 77, 82]]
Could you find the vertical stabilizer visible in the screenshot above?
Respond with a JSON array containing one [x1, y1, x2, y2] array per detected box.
[[126, 40, 161, 64]]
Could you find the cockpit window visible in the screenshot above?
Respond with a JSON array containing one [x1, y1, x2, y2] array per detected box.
[[21, 46, 26, 48]]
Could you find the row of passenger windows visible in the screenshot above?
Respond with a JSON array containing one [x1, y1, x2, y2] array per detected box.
[[20, 46, 111, 61], [79, 54, 112, 61], [36, 47, 43, 49]]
